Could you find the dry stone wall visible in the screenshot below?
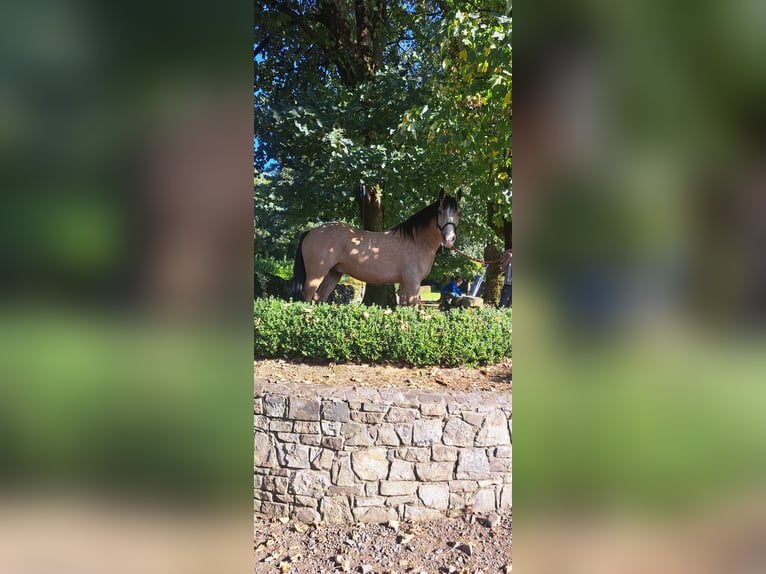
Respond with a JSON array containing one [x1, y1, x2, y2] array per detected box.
[[254, 379, 512, 524]]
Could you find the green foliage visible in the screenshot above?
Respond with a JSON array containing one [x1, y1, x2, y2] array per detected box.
[[254, 298, 511, 367], [254, 2, 512, 261], [254, 254, 292, 279]]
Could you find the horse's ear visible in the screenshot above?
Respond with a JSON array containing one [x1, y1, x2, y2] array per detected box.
[[438, 188, 445, 203], [456, 188, 462, 203]]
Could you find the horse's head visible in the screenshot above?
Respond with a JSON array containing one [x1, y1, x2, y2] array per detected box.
[[437, 188, 461, 248]]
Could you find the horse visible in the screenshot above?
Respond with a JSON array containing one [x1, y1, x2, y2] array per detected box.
[[290, 189, 461, 306]]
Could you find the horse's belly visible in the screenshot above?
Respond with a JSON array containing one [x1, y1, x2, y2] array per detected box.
[[335, 260, 399, 284]]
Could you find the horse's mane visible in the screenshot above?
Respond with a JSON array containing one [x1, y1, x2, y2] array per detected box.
[[390, 196, 459, 241]]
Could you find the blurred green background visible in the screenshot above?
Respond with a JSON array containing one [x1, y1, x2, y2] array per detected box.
[[0, 0, 253, 507]]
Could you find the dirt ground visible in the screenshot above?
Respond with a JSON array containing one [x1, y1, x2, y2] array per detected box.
[[254, 511, 512, 574], [253, 358, 512, 391]]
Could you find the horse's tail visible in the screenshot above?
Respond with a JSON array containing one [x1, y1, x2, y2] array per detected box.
[[289, 231, 309, 301]]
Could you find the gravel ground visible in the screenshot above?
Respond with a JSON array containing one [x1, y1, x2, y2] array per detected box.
[[254, 359, 511, 391], [254, 511, 512, 574]]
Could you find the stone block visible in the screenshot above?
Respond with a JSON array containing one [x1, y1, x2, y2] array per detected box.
[[351, 411, 386, 424], [328, 485, 365, 496], [276, 432, 300, 443], [263, 394, 286, 418], [489, 458, 513, 473], [355, 496, 386, 507], [442, 418, 476, 447], [253, 398, 263, 415], [470, 488, 496, 513], [377, 425, 401, 446], [294, 495, 318, 509], [449, 493, 467, 509], [321, 436, 345, 450], [432, 445, 458, 461], [365, 482, 379, 496], [311, 448, 335, 471], [294, 421, 321, 434], [254, 432, 277, 468], [380, 481, 418, 496], [420, 401, 446, 417], [384, 495, 417, 507], [270, 420, 293, 432], [396, 447, 431, 462], [300, 434, 322, 446], [320, 496, 353, 524], [475, 409, 511, 446], [332, 454, 357, 486], [388, 459, 415, 481], [449, 480, 479, 493], [500, 485, 512, 509], [321, 420, 343, 436], [345, 422, 374, 446], [462, 411, 487, 427], [253, 415, 269, 431], [289, 397, 321, 421], [278, 443, 312, 469], [385, 407, 419, 423], [261, 502, 290, 517], [322, 400, 350, 422], [264, 476, 288, 495], [414, 462, 454, 481], [362, 403, 390, 413], [494, 446, 513, 458], [290, 469, 330, 497], [456, 449, 490, 480], [353, 506, 398, 523], [404, 505, 444, 521], [293, 507, 321, 524], [394, 423, 413, 445], [412, 419, 443, 446], [351, 447, 389, 481], [418, 484, 450, 509]]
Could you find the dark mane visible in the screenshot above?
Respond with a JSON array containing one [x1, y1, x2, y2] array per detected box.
[[390, 196, 458, 241]]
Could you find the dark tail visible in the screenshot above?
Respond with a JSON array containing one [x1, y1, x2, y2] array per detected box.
[[289, 232, 308, 301]]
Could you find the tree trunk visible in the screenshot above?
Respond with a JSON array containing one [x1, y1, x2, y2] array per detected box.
[[484, 201, 506, 305], [313, 1, 396, 307], [358, 184, 397, 307]]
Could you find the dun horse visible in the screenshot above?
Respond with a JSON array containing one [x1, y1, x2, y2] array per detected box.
[[290, 189, 461, 306]]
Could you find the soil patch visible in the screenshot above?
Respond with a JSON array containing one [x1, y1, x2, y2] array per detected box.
[[254, 359, 511, 392]]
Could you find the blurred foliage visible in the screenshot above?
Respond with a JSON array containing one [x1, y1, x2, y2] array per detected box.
[[254, 298, 512, 367], [0, 309, 249, 501]]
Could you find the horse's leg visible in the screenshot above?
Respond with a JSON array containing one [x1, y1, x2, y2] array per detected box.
[[315, 269, 342, 302], [399, 279, 420, 306], [302, 260, 327, 302]]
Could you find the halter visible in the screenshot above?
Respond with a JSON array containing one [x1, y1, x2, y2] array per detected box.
[[437, 220, 457, 233], [437, 204, 458, 234]]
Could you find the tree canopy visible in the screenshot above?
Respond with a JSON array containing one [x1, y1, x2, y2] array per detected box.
[[254, 0, 511, 298]]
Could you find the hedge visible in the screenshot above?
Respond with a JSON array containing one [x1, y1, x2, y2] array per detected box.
[[254, 298, 512, 367]]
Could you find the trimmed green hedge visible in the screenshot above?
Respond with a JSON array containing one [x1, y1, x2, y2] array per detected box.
[[254, 298, 512, 367]]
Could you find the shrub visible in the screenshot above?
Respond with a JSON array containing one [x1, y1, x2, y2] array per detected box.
[[254, 299, 512, 367]]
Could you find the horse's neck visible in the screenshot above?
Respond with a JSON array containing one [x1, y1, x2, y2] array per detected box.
[[417, 221, 443, 254]]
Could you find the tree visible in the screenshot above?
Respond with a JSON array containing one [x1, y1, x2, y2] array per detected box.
[[255, 1, 511, 304], [397, 8, 512, 302]]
